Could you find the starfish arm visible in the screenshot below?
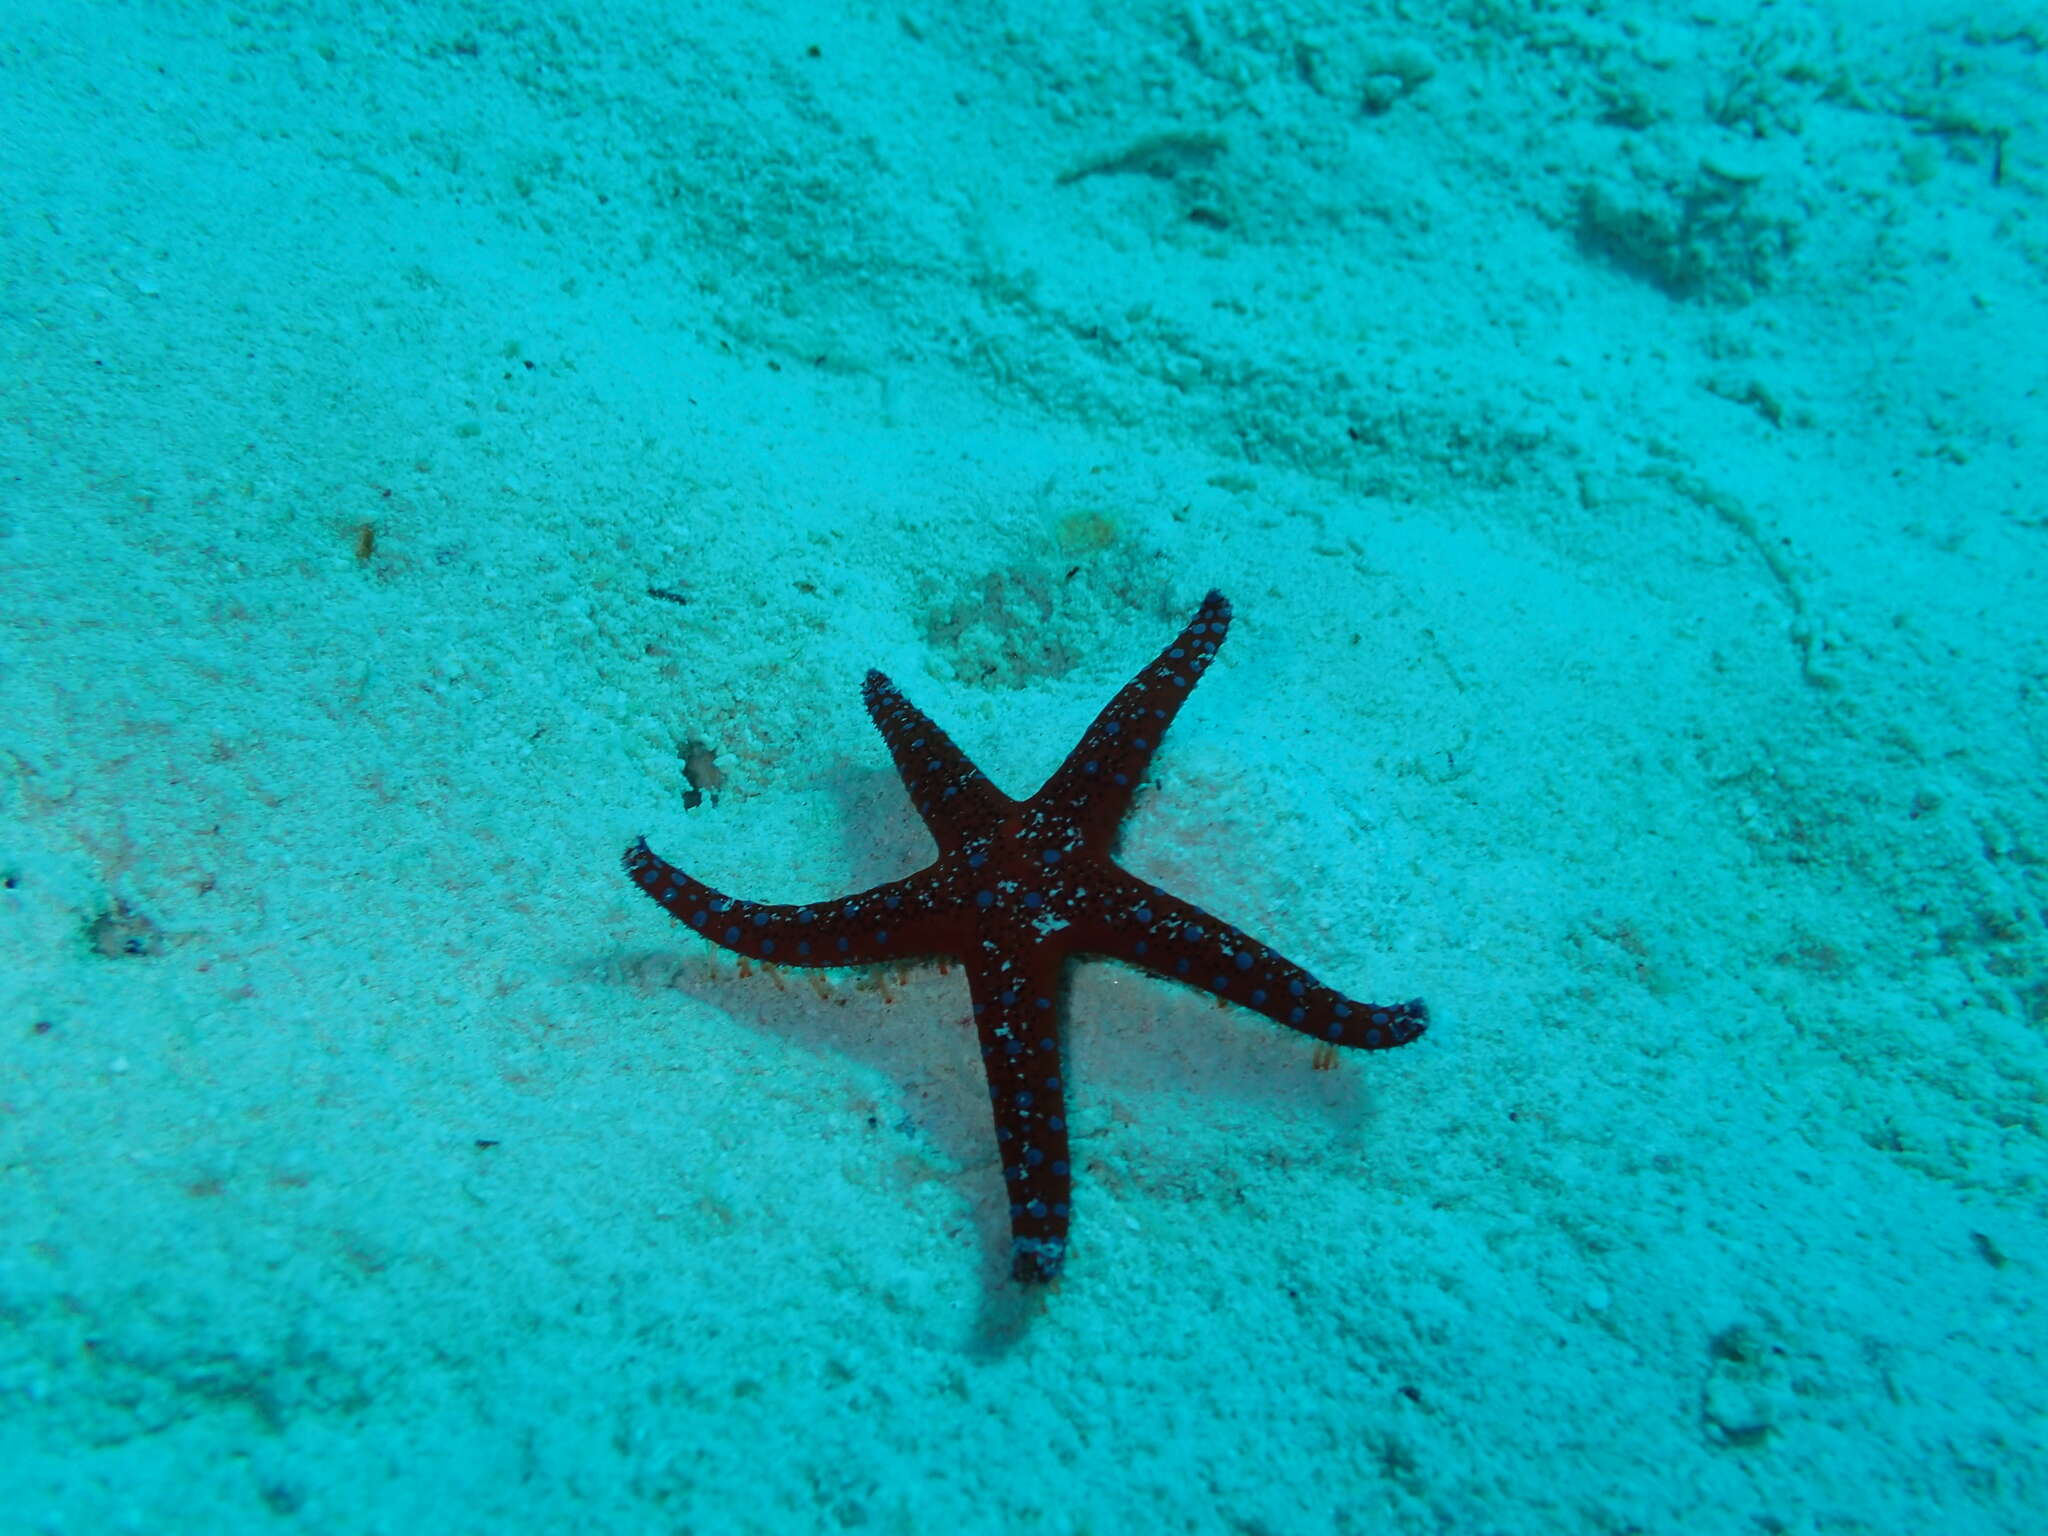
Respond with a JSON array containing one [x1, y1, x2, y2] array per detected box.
[[1033, 590, 1233, 847], [964, 947, 1074, 1283], [1073, 870, 1429, 1052], [622, 838, 958, 966], [862, 670, 1012, 853]]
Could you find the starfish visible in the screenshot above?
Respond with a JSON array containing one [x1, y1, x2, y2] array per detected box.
[[623, 590, 1427, 1282]]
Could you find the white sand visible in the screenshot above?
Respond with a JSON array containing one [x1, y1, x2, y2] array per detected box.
[[3, 1, 2043, 1530]]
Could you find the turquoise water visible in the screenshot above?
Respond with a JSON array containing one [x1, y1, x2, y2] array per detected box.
[[3, 1, 2042, 1531]]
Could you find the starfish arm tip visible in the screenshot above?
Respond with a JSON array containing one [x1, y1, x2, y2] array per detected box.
[[1011, 1238, 1066, 1284], [1387, 997, 1429, 1044]]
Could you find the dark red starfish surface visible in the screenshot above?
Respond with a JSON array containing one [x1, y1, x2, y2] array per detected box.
[[623, 590, 1427, 1282]]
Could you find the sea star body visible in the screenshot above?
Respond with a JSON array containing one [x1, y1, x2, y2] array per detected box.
[[623, 590, 1427, 1282]]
